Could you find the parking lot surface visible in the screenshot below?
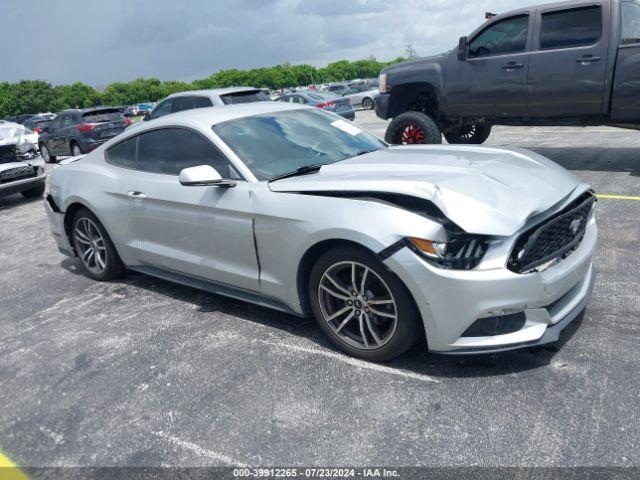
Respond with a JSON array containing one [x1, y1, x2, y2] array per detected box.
[[1, 110, 639, 467]]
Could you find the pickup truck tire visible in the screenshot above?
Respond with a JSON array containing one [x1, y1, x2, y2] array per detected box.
[[385, 111, 442, 145], [443, 124, 492, 144]]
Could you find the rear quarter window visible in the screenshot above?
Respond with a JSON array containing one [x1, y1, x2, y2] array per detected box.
[[106, 136, 137, 169]]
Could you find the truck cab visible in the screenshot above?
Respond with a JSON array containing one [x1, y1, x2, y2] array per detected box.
[[377, 0, 640, 144]]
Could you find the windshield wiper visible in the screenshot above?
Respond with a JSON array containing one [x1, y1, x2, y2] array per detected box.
[[268, 163, 324, 182], [352, 148, 379, 157]]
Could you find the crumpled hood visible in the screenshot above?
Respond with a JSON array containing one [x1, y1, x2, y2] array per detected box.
[[269, 145, 585, 236], [0, 122, 36, 151]]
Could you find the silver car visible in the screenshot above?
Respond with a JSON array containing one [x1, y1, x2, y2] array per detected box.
[[340, 86, 379, 110], [44, 102, 597, 361]]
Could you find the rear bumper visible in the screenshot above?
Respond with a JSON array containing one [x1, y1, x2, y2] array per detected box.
[[339, 111, 356, 121], [384, 216, 598, 354], [44, 195, 75, 257], [374, 93, 391, 119]]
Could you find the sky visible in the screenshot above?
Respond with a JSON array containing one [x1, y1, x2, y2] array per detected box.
[[0, 0, 540, 86]]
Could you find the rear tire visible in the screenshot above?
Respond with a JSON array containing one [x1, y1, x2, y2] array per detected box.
[[71, 208, 125, 281], [21, 183, 45, 198], [71, 142, 83, 156], [362, 97, 374, 110], [443, 123, 492, 144], [385, 111, 442, 145], [40, 144, 56, 163], [309, 246, 421, 362]]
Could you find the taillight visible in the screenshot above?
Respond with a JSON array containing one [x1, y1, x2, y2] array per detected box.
[[122, 118, 133, 126], [316, 102, 335, 109], [77, 123, 97, 132], [33, 128, 43, 134]]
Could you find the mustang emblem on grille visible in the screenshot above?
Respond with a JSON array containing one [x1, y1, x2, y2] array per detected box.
[[569, 218, 582, 234]]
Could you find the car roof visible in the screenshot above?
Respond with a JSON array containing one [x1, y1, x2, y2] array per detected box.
[[166, 87, 261, 99], [60, 106, 120, 114], [120, 102, 308, 136]]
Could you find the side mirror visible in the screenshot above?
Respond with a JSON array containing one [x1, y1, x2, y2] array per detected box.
[[142, 113, 151, 121], [179, 165, 236, 188], [457, 36, 468, 61]]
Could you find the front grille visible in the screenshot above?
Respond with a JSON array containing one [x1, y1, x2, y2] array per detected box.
[[508, 192, 595, 273], [0, 166, 37, 184]]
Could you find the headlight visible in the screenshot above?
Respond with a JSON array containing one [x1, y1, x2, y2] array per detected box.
[[378, 73, 388, 94], [409, 238, 447, 258], [409, 234, 490, 270]]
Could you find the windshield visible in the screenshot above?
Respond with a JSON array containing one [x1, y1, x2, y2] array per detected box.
[[213, 109, 386, 180]]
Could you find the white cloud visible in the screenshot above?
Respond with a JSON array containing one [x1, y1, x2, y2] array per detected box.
[[0, 0, 550, 85]]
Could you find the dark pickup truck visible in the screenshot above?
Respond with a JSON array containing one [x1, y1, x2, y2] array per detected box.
[[376, 0, 640, 144]]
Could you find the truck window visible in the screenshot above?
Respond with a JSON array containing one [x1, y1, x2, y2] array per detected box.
[[539, 6, 602, 50], [468, 15, 529, 58], [621, 0, 640, 45]]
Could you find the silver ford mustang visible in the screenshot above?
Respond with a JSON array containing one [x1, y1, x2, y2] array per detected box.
[[44, 102, 597, 361]]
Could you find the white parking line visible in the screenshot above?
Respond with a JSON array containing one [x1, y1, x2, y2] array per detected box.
[[152, 431, 249, 466], [259, 340, 439, 384]]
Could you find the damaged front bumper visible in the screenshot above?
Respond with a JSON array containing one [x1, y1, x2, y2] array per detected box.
[[384, 216, 597, 354]]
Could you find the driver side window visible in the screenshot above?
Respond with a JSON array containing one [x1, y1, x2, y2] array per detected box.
[[469, 15, 529, 58]]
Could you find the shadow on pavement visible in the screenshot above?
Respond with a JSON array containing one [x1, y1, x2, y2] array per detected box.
[[523, 146, 640, 176], [61, 258, 580, 380]]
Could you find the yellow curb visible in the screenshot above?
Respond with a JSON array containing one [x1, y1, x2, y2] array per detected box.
[[596, 194, 640, 201], [0, 451, 28, 480]]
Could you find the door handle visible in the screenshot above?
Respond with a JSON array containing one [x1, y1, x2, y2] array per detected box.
[[126, 191, 146, 199], [502, 61, 524, 71], [576, 55, 601, 65]]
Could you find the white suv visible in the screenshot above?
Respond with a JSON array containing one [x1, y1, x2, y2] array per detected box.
[[143, 87, 270, 121]]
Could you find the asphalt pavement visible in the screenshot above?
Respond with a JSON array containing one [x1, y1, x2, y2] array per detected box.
[[0, 110, 638, 469]]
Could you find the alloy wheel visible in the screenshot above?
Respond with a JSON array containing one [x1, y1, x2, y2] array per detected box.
[[72, 144, 82, 156], [74, 217, 108, 275], [362, 98, 373, 110], [41, 145, 50, 162], [399, 124, 425, 144], [317, 261, 398, 350]]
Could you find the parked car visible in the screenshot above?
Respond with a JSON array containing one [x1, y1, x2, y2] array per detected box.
[[324, 83, 349, 94], [144, 87, 271, 122], [276, 90, 355, 120], [378, 0, 640, 144], [0, 122, 46, 199], [24, 113, 56, 134], [38, 107, 132, 162], [44, 102, 596, 361], [341, 86, 379, 110]]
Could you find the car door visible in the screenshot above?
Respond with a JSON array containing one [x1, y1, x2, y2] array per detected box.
[[445, 14, 531, 117], [58, 113, 78, 155], [46, 115, 63, 153], [123, 127, 259, 291], [527, 3, 609, 117]]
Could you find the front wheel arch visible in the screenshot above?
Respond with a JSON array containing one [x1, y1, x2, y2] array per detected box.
[[296, 239, 423, 327]]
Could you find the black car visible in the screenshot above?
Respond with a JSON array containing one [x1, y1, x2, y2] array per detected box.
[[38, 107, 132, 162], [23, 114, 56, 134]]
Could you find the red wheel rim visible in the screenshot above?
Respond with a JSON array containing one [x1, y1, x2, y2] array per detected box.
[[399, 124, 425, 144]]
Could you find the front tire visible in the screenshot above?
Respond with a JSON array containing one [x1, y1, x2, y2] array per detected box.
[[40, 143, 56, 163], [71, 208, 125, 281], [362, 97, 374, 110], [443, 123, 492, 144], [385, 111, 442, 145], [309, 246, 421, 361], [21, 183, 45, 198]]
